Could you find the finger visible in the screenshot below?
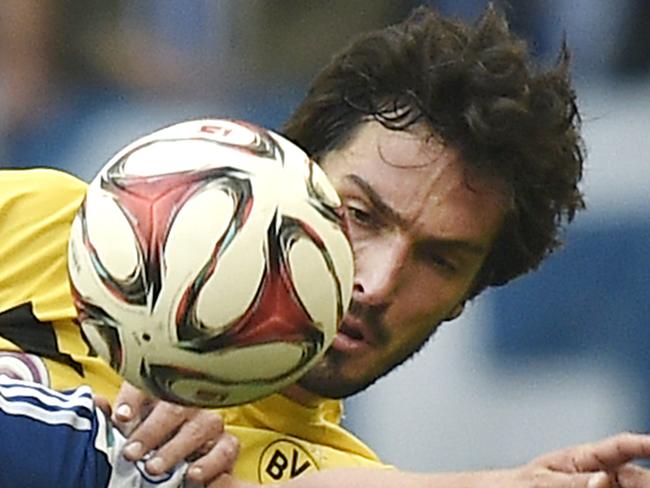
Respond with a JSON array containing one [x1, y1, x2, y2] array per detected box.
[[616, 463, 650, 488], [586, 472, 614, 488], [539, 433, 650, 473], [540, 470, 614, 488], [186, 432, 239, 484], [122, 402, 192, 462], [572, 434, 650, 472], [143, 410, 225, 476], [93, 394, 112, 418], [112, 382, 154, 428]]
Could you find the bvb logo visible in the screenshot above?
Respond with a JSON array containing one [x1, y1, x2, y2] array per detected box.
[[258, 439, 318, 482]]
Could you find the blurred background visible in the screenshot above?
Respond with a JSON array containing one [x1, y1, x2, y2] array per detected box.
[[1, 0, 648, 473]]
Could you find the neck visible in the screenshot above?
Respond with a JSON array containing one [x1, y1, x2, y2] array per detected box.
[[281, 384, 323, 407]]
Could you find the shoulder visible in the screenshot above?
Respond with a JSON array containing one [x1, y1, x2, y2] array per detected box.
[[0, 168, 86, 317], [0, 168, 87, 233], [0, 167, 87, 202], [0, 376, 95, 426], [0, 377, 111, 487], [0, 377, 187, 487]]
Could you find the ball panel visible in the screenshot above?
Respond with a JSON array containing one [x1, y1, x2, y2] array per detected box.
[[306, 160, 342, 209], [69, 211, 147, 322], [140, 339, 318, 407], [160, 182, 236, 334], [120, 140, 233, 176], [286, 238, 339, 335], [83, 189, 142, 282], [187, 176, 270, 336], [80, 321, 124, 372], [277, 203, 354, 322]]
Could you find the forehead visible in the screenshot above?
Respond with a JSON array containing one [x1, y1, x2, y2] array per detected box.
[[320, 121, 510, 246]]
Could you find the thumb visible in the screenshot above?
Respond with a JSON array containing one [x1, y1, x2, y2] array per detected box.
[[546, 470, 612, 488], [587, 471, 612, 488]]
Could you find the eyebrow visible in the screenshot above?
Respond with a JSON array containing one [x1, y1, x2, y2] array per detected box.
[[346, 174, 408, 227], [345, 174, 489, 257]]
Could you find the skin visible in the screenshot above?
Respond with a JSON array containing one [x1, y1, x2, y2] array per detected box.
[[110, 122, 650, 486], [104, 383, 239, 483], [294, 121, 509, 399], [111, 120, 512, 480], [206, 433, 650, 488]]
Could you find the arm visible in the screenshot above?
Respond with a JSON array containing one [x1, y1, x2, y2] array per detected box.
[[111, 382, 650, 488], [208, 433, 650, 488], [0, 376, 110, 488], [208, 469, 606, 488], [209, 469, 520, 488]]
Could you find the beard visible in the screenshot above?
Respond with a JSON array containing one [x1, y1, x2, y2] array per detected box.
[[297, 317, 440, 399], [296, 348, 381, 399]]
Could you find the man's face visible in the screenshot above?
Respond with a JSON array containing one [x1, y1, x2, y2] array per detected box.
[[297, 121, 509, 398]]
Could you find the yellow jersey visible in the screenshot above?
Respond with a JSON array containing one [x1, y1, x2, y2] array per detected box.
[[221, 393, 386, 482], [0, 168, 124, 399], [0, 168, 387, 482]]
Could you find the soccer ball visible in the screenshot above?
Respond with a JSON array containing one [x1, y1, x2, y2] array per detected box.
[[67, 119, 353, 407]]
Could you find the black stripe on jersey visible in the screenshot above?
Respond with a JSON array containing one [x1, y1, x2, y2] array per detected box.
[[0, 303, 85, 376]]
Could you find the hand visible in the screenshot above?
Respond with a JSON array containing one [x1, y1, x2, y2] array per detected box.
[[615, 463, 650, 488], [523, 432, 650, 487], [111, 382, 239, 485]]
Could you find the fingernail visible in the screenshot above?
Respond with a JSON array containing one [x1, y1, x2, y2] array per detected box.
[[187, 466, 203, 482], [115, 403, 132, 420], [588, 472, 609, 488], [146, 456, 165, 475], [123, 441, 144, 460]]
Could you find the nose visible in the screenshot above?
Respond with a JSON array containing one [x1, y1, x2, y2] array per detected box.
[[352, 236, 409, 306]]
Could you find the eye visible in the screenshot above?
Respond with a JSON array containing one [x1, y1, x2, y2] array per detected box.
[[416, 247, 458, 273], [346, 205, 379, 229], [431, 255, 457, 273]]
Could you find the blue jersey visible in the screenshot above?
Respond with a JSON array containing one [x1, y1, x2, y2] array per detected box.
[[0, 376, 192, 487]]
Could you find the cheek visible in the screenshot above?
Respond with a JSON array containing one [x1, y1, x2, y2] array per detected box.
[[386, 265, 465, 322], [382, 307, 439, 363], [347, 231, 387, 276]]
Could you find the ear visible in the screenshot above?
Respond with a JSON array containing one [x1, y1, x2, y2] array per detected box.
[[444, 302, 465, 322]]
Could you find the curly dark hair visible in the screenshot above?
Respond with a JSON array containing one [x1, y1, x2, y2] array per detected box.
[[282, 4, 585, 298]]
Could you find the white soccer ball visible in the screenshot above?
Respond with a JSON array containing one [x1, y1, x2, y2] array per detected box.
[[67, 119, 353, 407]]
